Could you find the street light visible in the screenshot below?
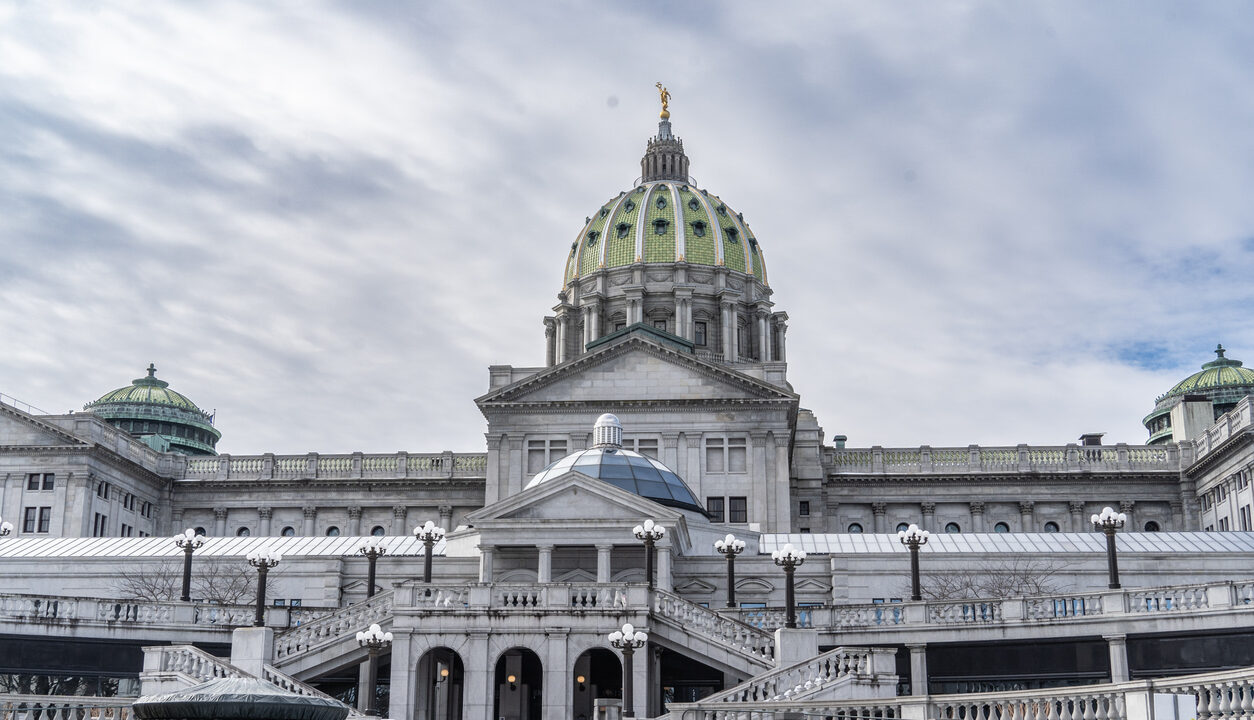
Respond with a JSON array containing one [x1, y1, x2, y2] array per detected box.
[[897, 523, 930, 602], [173, 528, 206, 602], [608, 622, 648, 718], [771, 543, 807, 629], [357, 537, 388, 599], [1091, 506, 1128, 589], [413, 521, 445, 584], [0, 517, 13, 537], [355, 623, 393, 717], [632, 519, 665, 589], [246, 547, 281, 627], [714, 533, 745, 608]]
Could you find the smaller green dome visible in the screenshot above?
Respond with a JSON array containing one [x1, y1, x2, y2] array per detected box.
[[1160, 344, 1254, 402], [85, 364, 221, 456], [89, 364, 206, 412]]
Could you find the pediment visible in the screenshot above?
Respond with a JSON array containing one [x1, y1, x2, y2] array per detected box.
[[734, 577, 775, 594], [0, 406, 88, 448], [674, 577, 717, 594], [476, 335, 797, 407], [467, 470, 683, 525], [796, 577, 832, 593]]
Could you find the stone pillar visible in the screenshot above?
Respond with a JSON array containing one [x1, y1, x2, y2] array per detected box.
[[774, 316, 788, 362], [596, 544, 613, 583], [920, 503, 936, 533], [555, 314, 568, 364], [479, 545, 495, 583], [969, 502, 985, 532], [463, 632, 491, 720], [391, 505, 408, 535], [302, 505, 317, 536], [507, 434, 525, 497], [387, 630, 414, 720], [774, 434, 792, 532], [230, 627, 274, 677], [1105, 634, 1129, 683], [1018, 501, 1035, 532], [439, 504, 453, 531], [908, 644, 928, 695], [756, 311, 769, 361], [1120, 500, 1136, 531], [544, 319, 556, 367], [661, 433, 680, 471], [751, 431, 770, 528], [213, 507, 228, 536], [1069, 501, 1086, 532], [543, 628, 569, 720], [1170, 500, 1184, 531], [258, 507, 273, 537], [537, 544, 553, 584], [172, 509, 185, 532], [721, 301, 736, 361], [657, 540, 673, 592], [485, 435, 503, 506], [347, 506, 362, 536], [872, 503, 887, 534]]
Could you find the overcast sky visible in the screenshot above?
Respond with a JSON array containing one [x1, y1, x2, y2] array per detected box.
[[3, 2, 1253, 454]]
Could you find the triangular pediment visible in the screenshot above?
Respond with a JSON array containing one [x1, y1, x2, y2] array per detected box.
[[796, 577, 832, 593], [476, 335, 797, 407], [0, 405, 89, 448], [734, 577, 775, 594], [674, 577, 717, 594], [468, 470, 683, 524]]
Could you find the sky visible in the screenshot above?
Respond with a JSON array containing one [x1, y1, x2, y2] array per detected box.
[[3, 2, 1254, 454]]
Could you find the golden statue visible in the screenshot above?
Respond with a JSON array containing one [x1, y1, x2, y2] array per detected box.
[[656, 82, 671, 119]]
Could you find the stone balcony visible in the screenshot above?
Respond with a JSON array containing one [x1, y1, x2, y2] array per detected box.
[[827, 443, 1181, 475], [181, 451, 488, 481]]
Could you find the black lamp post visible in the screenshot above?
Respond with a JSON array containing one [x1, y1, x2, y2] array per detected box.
[[0, 516, 13, 537], [771, 543, 807, 629], [1092, 506, 1128, 589], [173, 528, 205, 602], [356, 623, 393, 716], [897, 523, 930, 602], [714, 533, 745, 608], [413, 521, 445, 584], [247, 547, 281, 627], [608, 622, 648, 718], [357, 538, 388, 598], [632, 519, 665, 589]]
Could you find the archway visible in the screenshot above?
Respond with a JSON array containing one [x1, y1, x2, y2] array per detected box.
[[416, 647, 464, 720], [494, 647, 542, 720], [571, 648, 621, 720]]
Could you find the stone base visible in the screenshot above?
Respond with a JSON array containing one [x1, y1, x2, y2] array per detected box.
[[774, 627, 819, 668], [230, 626, 275, 677]]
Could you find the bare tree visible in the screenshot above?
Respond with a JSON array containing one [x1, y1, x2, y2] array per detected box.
[[115, 562, 181, 601], [902, 557, 1072, 601], [113, 559, 261, 604]]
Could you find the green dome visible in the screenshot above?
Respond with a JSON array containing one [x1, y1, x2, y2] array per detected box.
[[562, 181, 767, 288], [84, 364, 221, 456], [1143, 345, 1254, 444]]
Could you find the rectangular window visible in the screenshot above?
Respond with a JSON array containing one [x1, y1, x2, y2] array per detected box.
[[799, 527, 811, 534], [26, 474, 40, 491], [705, 438, 725, 473], [707, 497, 725, 523], [23, 507, 37, 533], [120, 523, 131, 537], [93, 513, 108, 537], [799, 500, 811, 517], [728, 437, 747, 473], [1242, 505, 1252, 532], [635, 439, 658, 459], [729, 496, 748, 523], [38, 507, 50, 534], [653, 320, 667, 332], [694, 321, 707, 346], [1220, 517, 1231, 531], [42, 474, 54, 491], [614, 322, 626, 331], [526, 439, 568, 474]]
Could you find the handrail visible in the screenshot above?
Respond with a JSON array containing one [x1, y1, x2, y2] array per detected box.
[[273, 591, 394, 663], [829, 443, 1178, 474], [0, 695, 135, 720], [651, 589, 774, 666]]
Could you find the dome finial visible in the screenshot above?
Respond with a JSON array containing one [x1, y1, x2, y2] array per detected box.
[[1216, 343, 1226, 359], [147, 363, 158, 378], [656, 82, 671, 120], [593, 413, 623, 449]]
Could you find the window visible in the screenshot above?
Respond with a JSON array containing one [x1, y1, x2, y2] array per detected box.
[[38, 508, 50, 533], [847, 523, 864, 533], [326, 526, 341, 537], [93, 513, 109, 537], [371, 525, 386, 536], [614, 322, 626, 332], [625, 438, 658, 459], [799, 527, 811, 534], [23, 507, 36, 533], [691, 220, 706, 237], [652, 218, 669, 235], [706, 437, 748, 473], [728, 496, 748, 524], [281, 526, 296, 537], [945, 522, 961, 534], [1145, 520, 1162, 532], [121, 524, 132, 537], [799, 501, 810, 517], [694, 321, 707, 346], [1241, 507, 1252, 532], [194, 526, 207, 536], [616, 222, 631, 239], [96, 482, 109, 500], [994, 522, 1010, 533], [237, 527, 251, 537], [1043, 522, 1060, 533], [527, 439, 568, 474], [26, 474, 39, 490], [896, 522, 910, 533], [653, 319, 667, 331], [707, 497, 725, 523], [1219, 517, 1231, 531]]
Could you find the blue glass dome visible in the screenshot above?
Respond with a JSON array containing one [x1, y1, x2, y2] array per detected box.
[[525, 446, 705, 514]]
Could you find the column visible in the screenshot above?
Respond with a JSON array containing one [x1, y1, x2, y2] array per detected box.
[[386, 630, 413, 720], [439, 504, 453, 531], [773, 434, 792, 532], [485, 435, 503, 506], [596, 544, 613, 583], [537, 544, 553, 584], [751, 431, 770, 528], [969, 502, 985, 532], [872, 503, 887, 534], [1170, 500, 1184, 530], [391, 505, 408, 535], [1120, 500, 1136, 531], [544, 319, 556, 367], [507, 435, 525, 497], [556, 314, 567, 363], [1018, 501, 1035, 532], [657, 540, 673, 592], [542, 629, 569, 720], [302, 505, 317, 536], [347, 506, 362, 536], [908, 644, 928, 696], [756, 311, 768, 361], [258, 507, 273, 536], [1105, 634, 1129, 683], [213, 507, 228, 536], [920, 503, 936, 533], [478, 544, 495, 583], [721, 301, 735, 361], [463, 632, 491, 720], [1069, 501, 1086, 532], [661, 433, 680, 472], [774, 317, 788, 362], [172, 509, 185, 532]]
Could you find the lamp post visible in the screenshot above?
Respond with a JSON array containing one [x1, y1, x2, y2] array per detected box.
[[608, 622, 648, 718], [356, 623, 393, 717], [714, 534, 745, 608], [173, 528, 206, 602], [1092, 506, 1128, 589], [247, 547, 281, 627], [771, 543, 807, 629], [357, 537, 388, 598], [632, 519, 665, 589], [0, 517, 13, 537], [897, 523, 930, 602], [413, 521, 445, 584]]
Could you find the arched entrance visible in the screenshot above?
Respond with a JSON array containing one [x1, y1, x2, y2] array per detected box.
[[493, 648, 542, 720], [572, 648, 621, 720], [416, 647, 464, 720]]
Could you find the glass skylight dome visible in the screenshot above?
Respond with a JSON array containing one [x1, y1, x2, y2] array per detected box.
[[524, 414, 706, 515]]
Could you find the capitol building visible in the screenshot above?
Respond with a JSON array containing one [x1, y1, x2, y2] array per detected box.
[[2, 96, 1254, 720]]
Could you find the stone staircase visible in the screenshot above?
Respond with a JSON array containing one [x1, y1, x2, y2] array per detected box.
[[648, 590, 776, 677], [271, 590, 394, 678]]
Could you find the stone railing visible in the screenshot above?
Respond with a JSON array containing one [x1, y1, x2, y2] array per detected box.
[[0, 593, 308, 631], [183, 451, 488, 481], [692, 646, 888, 705], [262, 664, 362, 718], [396, 582, 643, 612], [1194, 395, 1254, 461], [652, 590, 774, 665], [829, 443, 1178, 475], [0, 695, 136, 720], [148, 645, 246, 682], [273, 591, 394, 662]]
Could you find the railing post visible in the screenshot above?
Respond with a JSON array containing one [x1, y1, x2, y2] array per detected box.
[[907, 644, 928, 695], [397, 451, 408, 477], [871, 446, 884, 473]]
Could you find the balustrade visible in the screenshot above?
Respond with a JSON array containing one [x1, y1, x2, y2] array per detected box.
[[652, 590, 775, 664], [926, 600, 1002, 624], [155, 645, 246, 681], [0, 696, 135, 720], [182, 451, 488, 480], [830, 443, 1176, 475], [696, 646, 875, 706], [1130, 585, 1210, 613], [273, 591, 394, 661]]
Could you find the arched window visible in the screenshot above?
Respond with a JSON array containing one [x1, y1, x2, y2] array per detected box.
[[236, 527, 250, 537], [326, 526, 341, 537], [847, 523, 863, 534], [1144, 521, 1161, 532], [896, 522, 910, 533], [994, 522, 1010, 533], [1043, 522, 1060, 533], [945, 522, 961, 534], [371, 525, 386, 537], [281, 526, 295, 537], [194, 526, 207, 536]]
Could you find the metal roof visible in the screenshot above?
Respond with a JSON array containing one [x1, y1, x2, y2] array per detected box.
[[760, 532, 1254, 555], [0, 535, 445, 559]]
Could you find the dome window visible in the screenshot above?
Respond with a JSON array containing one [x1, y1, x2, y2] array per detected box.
[[635, 186, 646, 194], [657, 183, 668, 191], [616, 222, 632, 239], [679, 185, 688, 192], [688, 198, 700, 211], [724, 227, 739, 243], [623, 200, 636, 213], [716, 204, 727, 216], [691, 221, 706, 237], [600, 207, 609, 218], [1043, 521, 1060, 532], [653, 219, 669, 235], [655, 195, 667, 210], [748, 237, 758, 250], [994, 522, 1010, 533], [945, 522, 961, 533], [571, 242, 577, 251], [586, 230, 600, 246]]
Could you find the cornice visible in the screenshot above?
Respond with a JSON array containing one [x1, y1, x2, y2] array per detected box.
[[1186, 428, 1254, 478]]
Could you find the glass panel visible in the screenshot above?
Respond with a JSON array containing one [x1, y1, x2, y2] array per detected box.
[[630, 465, 664, 482], [625, 454, 654, 467], [598, 463, 635, 479], [635, 479, 673, 499]]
